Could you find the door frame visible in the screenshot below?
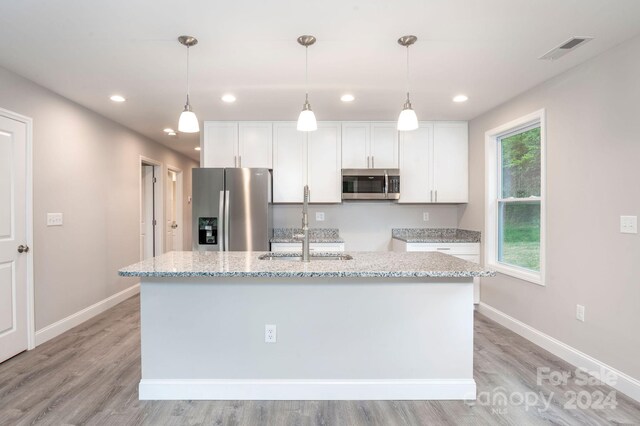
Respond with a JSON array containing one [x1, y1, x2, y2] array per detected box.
[[0, 107, 35, 350], [165, 165, 183, 251], [139, 156, 164, 259]]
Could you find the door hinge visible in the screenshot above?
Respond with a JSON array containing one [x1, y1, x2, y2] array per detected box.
[[152, 177, 157, 183], [152, 219, 157, 226]]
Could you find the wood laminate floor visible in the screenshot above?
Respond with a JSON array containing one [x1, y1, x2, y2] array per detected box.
[[0, 295, 639, 426]]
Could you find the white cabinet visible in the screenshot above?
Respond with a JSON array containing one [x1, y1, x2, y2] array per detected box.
[[399, 124, 433, 203], [238, 122, 273, 168], [398, 121, 468, 203], [308, 123, 342, 203], [342, 122, 398, 169], [273, 123, 305, 203], [273, 122, 342, 203], [202, 122, 237, 168], [392, 239, 480, 303], [202, 122, 272, 168], [270, 242, 345, 253], [433, 122, 468, 203]]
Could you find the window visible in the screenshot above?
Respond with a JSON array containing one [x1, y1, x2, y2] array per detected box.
[[485, 110, 545, 285]]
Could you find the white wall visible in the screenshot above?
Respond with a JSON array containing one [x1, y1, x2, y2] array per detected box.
[[274, 203, 460, 251], [459, 35, 640, 380], [0, 66, 198, 331]]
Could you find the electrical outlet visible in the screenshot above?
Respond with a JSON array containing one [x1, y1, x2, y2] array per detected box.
[[620, 216, 637, 234], [423, 212, 430, 222], [265, 324, 277, 343], [316, 212, 325, 221], [576, 305, 585, 322], [47, 213, 63, 226]]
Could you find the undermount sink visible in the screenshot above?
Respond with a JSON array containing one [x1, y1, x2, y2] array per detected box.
[[258, 253, 353, 261]]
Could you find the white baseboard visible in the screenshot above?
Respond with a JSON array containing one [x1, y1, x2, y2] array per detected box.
[[35, 283, 140, 346], [478, 302, 640, 403], [139, 379, 477, 401]]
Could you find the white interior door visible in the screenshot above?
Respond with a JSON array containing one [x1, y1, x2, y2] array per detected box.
[[141, 165, 155, 260], [0, 115, 28, 363]]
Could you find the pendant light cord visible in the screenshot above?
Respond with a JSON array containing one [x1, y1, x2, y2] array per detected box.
[[405, 45, 410, 101], [305, 46, 309, 102], [186, 46, 190, 105]]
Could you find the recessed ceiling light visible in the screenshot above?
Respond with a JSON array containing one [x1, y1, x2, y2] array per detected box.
[[163, 128, 175, 133], [194, 146, 201, 151], [221, 94, 236, 103], [167, 131, 177, 136], [453, 94, 468, 103], [110, 95, 126, 102], [340, 94, 355, 102]]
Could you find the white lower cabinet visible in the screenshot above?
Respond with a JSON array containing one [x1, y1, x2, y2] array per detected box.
[[271, 242, 345, 253], [392, 239, 480, 303]]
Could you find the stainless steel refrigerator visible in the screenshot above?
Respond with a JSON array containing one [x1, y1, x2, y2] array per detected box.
[[192, 168, 272, 251]]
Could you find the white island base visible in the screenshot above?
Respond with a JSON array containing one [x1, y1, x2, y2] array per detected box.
[[138, 276, 475, 401]]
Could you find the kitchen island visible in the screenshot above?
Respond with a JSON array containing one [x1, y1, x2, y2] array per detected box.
[[119, 251, 494, 401]]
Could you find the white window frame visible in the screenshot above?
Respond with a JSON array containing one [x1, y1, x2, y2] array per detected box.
[[485, 109, 546, 285]]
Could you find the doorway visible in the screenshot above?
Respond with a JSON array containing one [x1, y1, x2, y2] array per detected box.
[[140, 157, 163, 261], [166, 167, 183, 252], [0, 108, 34, 363]]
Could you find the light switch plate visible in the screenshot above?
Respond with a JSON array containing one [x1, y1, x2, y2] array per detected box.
[[47, 213, 63, 226], [423, 212, 430, 222], [620, 215, 637, 234], [316, 212, 325, 221]]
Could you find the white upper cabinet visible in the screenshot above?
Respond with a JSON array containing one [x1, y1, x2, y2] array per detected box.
[[202, 121, 272, 168], [399, 124, 433, 203], [238, 122, 273, 168], [398, 121, 468, 203], [433, 122, 468, 203], [272, 123, 305, 203], [307, 122, 342, 203], [370, 123, 399, 168], [272, 122, 342, 203], [341, 122, 398, 169], [202, 122, 238, 168]]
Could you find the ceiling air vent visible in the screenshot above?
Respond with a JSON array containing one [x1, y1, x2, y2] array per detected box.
[[539, 36, 594, 61]]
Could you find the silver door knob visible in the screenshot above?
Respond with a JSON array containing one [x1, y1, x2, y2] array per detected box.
[[17, 245, 29, 253], [171, 222, 178, 229]]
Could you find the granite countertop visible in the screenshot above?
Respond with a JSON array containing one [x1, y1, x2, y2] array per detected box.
[[118, 251, 495, 278], [392, 228, 481, 243], [270, 228, 344, 244]]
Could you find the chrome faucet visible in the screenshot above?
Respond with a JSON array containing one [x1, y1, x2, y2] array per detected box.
[[301, 185, 310, 262]]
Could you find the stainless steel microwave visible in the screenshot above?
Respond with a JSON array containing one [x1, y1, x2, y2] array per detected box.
[[342, 169, 400, 200]]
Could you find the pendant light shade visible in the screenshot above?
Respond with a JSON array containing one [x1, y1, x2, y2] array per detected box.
[[397, 93, 418, 131], [397, 35, 418, 131], [178, 35, 199, 133], [297, 97, 317, 131], [296, 35, 317, 132]]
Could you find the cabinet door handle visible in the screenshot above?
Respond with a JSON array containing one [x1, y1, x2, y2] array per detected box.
[[436, 247, 451, 251], [367, 156, 371, 168], [430, 190, 433, 202], [435, 190, 438, 202], [372, 156, 375, 168], [234, 156, 237, 167], [239, 156, 242, 167]]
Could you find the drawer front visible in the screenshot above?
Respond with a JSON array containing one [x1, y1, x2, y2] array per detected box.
[[271, 242, 345, 252], [405, 242, 480, 255]]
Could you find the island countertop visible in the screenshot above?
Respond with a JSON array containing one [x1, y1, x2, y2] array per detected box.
[[118, 251, 495, 278]]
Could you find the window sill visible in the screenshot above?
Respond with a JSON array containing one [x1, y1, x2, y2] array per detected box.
[[486, 262, 545, 286]]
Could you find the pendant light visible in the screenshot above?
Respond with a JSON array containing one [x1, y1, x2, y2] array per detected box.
[[397, 35, 418, 131], [178, 35, 200, 133], [296, 35, 317, 132]]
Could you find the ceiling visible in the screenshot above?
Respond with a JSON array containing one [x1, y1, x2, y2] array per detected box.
[[1, 1, 640, 161]]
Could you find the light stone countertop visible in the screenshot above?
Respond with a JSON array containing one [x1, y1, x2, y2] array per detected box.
[[270, 228, 344, 244], [118, 251, 495, 279], [392, 228, 481, 243]]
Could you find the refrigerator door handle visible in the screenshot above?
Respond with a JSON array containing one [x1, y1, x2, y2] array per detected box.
[[224, 190, 230, 251], [218, 190, 225, 251]]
